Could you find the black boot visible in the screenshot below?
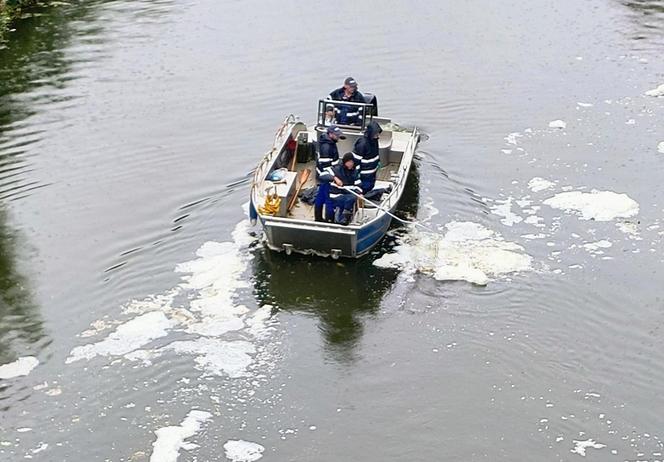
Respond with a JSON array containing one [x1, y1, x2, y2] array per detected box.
[[314, 205, 324, 222]]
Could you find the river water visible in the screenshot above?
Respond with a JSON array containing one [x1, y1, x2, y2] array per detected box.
[[1, 0, 663, 461]]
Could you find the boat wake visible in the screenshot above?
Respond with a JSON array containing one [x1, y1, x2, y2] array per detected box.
[[65, 216, 276, 461]]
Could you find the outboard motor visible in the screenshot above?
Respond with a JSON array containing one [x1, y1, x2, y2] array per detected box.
[[363, 93, 378, 116]]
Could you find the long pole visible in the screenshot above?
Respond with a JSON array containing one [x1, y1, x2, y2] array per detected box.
[[342, 186, 434, 232]]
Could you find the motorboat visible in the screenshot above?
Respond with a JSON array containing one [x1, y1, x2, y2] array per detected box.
[[249, 96, 420, 259]]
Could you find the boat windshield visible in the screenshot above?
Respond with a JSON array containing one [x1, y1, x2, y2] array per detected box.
[[316, 99, 374, 131]]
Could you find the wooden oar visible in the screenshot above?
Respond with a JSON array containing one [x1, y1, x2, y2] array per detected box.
[[289, 139, 299, 171], [287, 168, 311, 212]]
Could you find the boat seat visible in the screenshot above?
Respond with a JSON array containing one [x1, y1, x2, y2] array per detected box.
[[373, 180, 392, 190], [263, 171, 298, 217], [358, 180, 392, 209]]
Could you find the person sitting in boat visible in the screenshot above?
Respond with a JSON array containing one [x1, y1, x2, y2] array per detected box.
[[328, 77, 364, 126], [320, 152, 362, 226], [353, 121, 391, 200], [323, 103, 337, 126], [314, 125, 345, 222]]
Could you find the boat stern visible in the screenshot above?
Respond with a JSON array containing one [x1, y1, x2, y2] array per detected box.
[[261, 217, 359, 258]]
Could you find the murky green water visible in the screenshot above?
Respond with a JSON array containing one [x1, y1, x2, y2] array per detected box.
[[1, 1, 663, 460]]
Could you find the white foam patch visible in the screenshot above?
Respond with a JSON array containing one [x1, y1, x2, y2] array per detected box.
[[528, 177, 555, 192], [524, 215, 545, 227], [421, 199, 439, 223], [549, 119, 567, 129], [645, 83, 664, 97], [582, 240, 613, 253], [571, 439, 606, 456], [67, 221, 275, 372], [165, 338, 256, 378], [177, 241, 248, 294], [543, 190, 639, 221], [577, 102, 593, 107], [505, 132, 522, 145], [658, 141, 664, 154], [521, 233, 546, 240], [66, 311, 175, 364], [373, 222, 532, 286], [150, 409, 212, 462], [491, 197, 523, 226], [223, 440, 265, 462], [616, 222, 641, 240], [80, 319, 117, 338], [245, 305, 276, 340], [0, 356, 39, 379]]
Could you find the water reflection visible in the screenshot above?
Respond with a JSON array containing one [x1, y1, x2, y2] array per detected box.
[[0, 0, 176, 202], [620, 0, 664, 46], [251, 166, 420, 362], [0, 1, 97, 203], [0, 208, 44, 368], [0, 3, 98, 370]]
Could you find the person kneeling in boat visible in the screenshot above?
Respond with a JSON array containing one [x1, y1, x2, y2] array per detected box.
[[353, 121, 391, 201], [314, 125, 345, 222], [320, 152, 362, 226]]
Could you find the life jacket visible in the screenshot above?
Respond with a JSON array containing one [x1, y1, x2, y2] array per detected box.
[[327, 164, 362, 199], [316, 133, 339, 177], [353, 121, 382, 178], [328, 88, 365, 125]]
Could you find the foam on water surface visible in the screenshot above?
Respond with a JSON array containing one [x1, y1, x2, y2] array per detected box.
[[528, 177, 555, 192], [165, 338, 256, 378], [543, 190, 639, 221], [67, 219, 272, 364], [223, 440, 265, 462], [66, 311, 175, 364], [490, 197, 523, 226], [644, 83, 664, 97], [373, 222, 532, 285], [658, 141, 664, 154], [149, 409, 212, 462], [505, 132, 522, 145], [571, 439, 606, 456], [0, 356, 39, 379], [582, 240, 613, 255], [548, 119, 567, 129], [64, 216, 283, 462]]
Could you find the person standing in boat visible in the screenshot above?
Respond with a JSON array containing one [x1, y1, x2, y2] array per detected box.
[[328, 77, 364, 125], [314, 125, 345, 222], [353, 121, 390, 200], [320, 152, 362, 226]]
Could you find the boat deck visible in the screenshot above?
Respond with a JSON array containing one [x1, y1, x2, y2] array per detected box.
[[289, 161, 399, 223]]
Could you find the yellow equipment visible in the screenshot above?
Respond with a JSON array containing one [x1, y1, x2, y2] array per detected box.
[[258, 189, 281, 215]]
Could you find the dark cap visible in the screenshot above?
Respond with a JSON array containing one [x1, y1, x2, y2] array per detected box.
[[342, 152, 355, 164], [327, 125, 346, 139], [344, 77, 358, 88]]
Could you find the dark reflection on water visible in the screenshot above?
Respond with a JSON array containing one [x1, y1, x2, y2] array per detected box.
[[620, 0, 664, 45], [252, 249, 397, 362], [0, 1, 99, 202], [0, 209, 45, 364], [251, 166, 420, 362], [0, 1, 117, 368], [0, 0, 176, 203]]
